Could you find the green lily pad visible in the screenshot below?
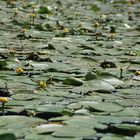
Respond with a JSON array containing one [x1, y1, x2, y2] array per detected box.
[[0, 115, 46, 128], [0, 61, 7, 70], [95, 116, 140, 124], [30, 124, 63, 134], [63, 77, 83, 86], [101, 135, 125, 140], [52, 126, 96, 138], [25, 133, 47, 140], [125, 135, 140, 140], [111, 107, 140, 117], [99, 73, 125, 87], [0, 133, 16, 140], [71, 79, 115, 94], [0, 120, 7, 127], [113, 124, 140, 132], [81, 101, 124, 113], [38, 6, 52, 14], [85, 71, 98, 80], [74, 108, 90, 115], [12, 93, 37, 101], [36, 104, 65, 114], [64, 116, 107, 130]]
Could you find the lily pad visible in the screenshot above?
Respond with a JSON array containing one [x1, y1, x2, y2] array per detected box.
[[99, 73, 125, 87], [71, 79, 115, 94], [30, 124, 63, 134], [0, 133, 16, 140], [101, 136, 125, 140], [36, 104, 65, 114], [80, 101, 124, 113], [63, 77, 83, 86], [64, 117, 107, 130], [113, 124, 140, 132], [52, 126, 96, 138]]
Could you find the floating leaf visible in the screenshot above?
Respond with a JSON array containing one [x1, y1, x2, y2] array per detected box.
[[0, 61, 7, 70], [113, 124, 140, 132], [90, 4, 100, 12], [36, 104, 65, 114], [85, 71, 98, 80], [0, 133, 16, 140], [101, 135, 125, 140], [99, 73, 125, 87], [38, 6, 52, 14], [80, 101, 123, 113], [52, 126, 96, 138], [30, 124, 63, 134], [64, 117, 107, 130], [63, 77, 83, 86]]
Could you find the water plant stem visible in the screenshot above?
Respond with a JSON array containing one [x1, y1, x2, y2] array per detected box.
[[2, 103, 5, 116]]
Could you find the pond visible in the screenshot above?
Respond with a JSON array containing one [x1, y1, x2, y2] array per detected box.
[[0, 0, 140, 139]]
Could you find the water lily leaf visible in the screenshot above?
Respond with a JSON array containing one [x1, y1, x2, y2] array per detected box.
[[85, 71, 98, 80], [115, 99, 140, 107], [30, 124, 63, 134], [125, 135, 140, 140], [113, 124, 140, 132], [38, 6, 52, 14], [67, 103, 82, 110], [80, 101, 123, 113], [0, 133, 16, 140], [86, 79, 116, 93], [111, 107, 140, 117], [7, 99, 41, 107], [64, 117, 107, 130], [49, 116, 70, 122], [25, 133, 47, 140], [0, 61, 7, 70], [74, 108, 90, 115], [99, 73, 125, 87], [0, 120, 7, 127], [0, 115, 46, 129], [52, 126, 96, 138], [36, 104, 65, 114], [101, 136, 125, 140], [63, 77, 83, 86], [71, 79, 115, 94], [12, 93, 37, 101], [95, 116, 140, 124], [30, 62, 49, 69], [27, 134, 81, 140], [90, 4, 100, 12]]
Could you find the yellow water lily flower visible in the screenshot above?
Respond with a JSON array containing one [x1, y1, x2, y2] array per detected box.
[[9, 49, 15, 56], [135, 71, 140, 76], [94, 22, 100, 28], [39, 80, 47, 88], [30, 13, 36, 18], [0, 97, 8, 103], [16, 67, 24, 74], [21, 28, 27, 33], [63, 28, 69, 33]]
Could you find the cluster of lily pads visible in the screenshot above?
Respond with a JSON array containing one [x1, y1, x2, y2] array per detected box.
[[0, 0, 140, 139]]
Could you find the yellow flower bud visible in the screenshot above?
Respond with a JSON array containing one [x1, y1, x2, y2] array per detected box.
[[30, 13, 36, 18], [9, 49, 15, 56], [39, 80, 47, 88], [110, 33, 115, 39], [0, 97, 8, 103], [135, 71, 140, 76], [21, 28, 27, 33], [63, 28, 69, 33], [94, 22, 100, 28], [16, 67, 24, 74]]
